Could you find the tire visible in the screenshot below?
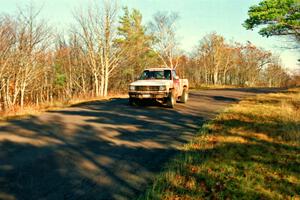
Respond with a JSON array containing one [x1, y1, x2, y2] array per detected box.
[[166, 90, 176, 108], [180, 88, 188, 103]]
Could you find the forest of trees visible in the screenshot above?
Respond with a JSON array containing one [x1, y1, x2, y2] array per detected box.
[[0, 1, 296, 113]]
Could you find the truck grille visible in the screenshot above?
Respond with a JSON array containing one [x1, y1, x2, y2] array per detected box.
[[135, 86, 160, 91]]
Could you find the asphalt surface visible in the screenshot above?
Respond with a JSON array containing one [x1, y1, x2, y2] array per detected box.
[[0, 88, 282, 200]]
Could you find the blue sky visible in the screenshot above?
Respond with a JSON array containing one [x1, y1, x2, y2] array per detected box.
[[0, 0, 298, 71]]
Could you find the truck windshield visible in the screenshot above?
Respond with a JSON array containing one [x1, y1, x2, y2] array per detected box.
[[140, 70, 171, 80]]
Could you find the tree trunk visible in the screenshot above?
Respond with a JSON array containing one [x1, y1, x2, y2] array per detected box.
[[223, 69, 228, 85], [104, 68, 109, 97], [0, 79, 7, 111], [100, 74, 104, 97], [20, 82, 26, 109], [214, 70, 218, 85], [94, 73, 99, 96]]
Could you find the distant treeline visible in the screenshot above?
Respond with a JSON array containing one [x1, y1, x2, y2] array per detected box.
[[0, 2, 298, 112]]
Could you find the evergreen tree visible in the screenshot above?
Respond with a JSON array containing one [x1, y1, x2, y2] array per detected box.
[[244, 0, 300, 44], [116, 7, 159, 82]]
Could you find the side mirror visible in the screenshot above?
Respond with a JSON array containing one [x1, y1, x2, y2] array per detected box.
[[174, 76, 179, 80]]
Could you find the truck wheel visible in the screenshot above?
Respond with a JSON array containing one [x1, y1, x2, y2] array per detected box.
[[166, 91, 176, 108], [180, 88, 188, 103]]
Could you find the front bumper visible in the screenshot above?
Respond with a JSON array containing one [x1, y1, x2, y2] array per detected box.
[[129, 91, 168, 99]]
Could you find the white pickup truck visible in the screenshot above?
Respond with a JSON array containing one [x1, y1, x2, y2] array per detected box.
[[128, 67, 189, 108]]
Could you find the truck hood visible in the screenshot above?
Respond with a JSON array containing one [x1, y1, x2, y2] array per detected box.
[[130, 80, 172, 86]]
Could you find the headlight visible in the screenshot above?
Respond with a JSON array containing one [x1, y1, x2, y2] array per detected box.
[[129, 85, 135, 91], [159, 85, 166, 91]]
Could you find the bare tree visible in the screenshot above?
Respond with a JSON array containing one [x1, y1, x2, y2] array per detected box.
[[15, 4, 52, 108], [74, 1, 122, 97], [188, 33, 284, 87], [0, 16, 16, 111], [150, 12, 181, 69]]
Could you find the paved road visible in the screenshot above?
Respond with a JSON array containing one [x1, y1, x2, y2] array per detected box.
[[0, 88, 282, 200]]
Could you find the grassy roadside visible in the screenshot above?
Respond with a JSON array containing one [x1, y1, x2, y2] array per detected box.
[[139, 88, 300, 200]]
